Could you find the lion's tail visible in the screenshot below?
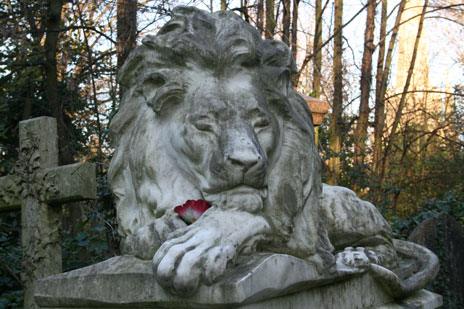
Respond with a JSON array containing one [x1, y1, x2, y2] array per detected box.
[[369, 239, 439, 299]]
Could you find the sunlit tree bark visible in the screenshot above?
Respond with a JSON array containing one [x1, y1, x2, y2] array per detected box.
[[117, 0, 137, 73], [312, 0, 323, 97], [290, 0, 299, 60], [328, 0, 343, 185], [380, 0, 429, 180], [373, 0, 388, 175], [257, 0, 264, 34], [265, 0, 276, 38], [354, 0, 376, 165], [282, 0, 291, 44], [374, 0, 407, 176]]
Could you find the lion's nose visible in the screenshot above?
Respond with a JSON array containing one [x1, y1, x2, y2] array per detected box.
[[227, 151, 261, 170], [225, 146, 263, 171], [224, 127, 265, 173]]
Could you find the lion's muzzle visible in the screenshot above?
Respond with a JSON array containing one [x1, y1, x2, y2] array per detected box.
[[222, 123, 267, 186]]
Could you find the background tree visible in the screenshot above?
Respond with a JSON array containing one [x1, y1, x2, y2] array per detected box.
[[353, 0, 376, 166], [281, 0, 291, 44], [117, 0, 137, 96], [265, 0, 276, 38], [380, 0, 429, 183], [257, 0, 264, 34], [290, 0, 299, 59], [312, 0, 323, 97], [327, 0, 343, 185], [373, 0, 389, 177]]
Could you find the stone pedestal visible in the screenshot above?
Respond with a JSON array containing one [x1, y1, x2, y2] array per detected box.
[[35, 254, 442, 309]]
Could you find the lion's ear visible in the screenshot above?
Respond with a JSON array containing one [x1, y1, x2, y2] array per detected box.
[[138, 70, 184, 114], [260, 40, 296, 97]]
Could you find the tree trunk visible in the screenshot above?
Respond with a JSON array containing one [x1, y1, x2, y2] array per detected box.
[[354, 0, 376, 165], [265, 0, 276, 39], [76, 3, 104, 169], [312, 0, 323, 98], [242, 0, 250, 22], [44, 0, 72, 164], [373, 0, 388, 174], [374, 0, 406, 175], [290, 0, 299, 60], [257, 0, 264, 35], [221, 0, 227, 11], [117, 0, 137, 96], [328, 0, 343, 185], [282, 0, 291, 45], [380, 0, 428, 179]]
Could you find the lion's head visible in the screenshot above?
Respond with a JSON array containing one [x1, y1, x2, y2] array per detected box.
[[109, 6, 323, 258]]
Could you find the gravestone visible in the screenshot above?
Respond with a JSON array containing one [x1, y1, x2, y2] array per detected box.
[[0, 117, 96, 308], [409, 214, 464, 307], [34, 7, 441, 308]]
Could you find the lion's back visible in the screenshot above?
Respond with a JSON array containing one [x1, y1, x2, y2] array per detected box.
[[320, 184, 392, 250]]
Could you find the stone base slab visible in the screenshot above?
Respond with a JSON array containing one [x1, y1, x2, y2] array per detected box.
[[35, 255, 442, 308]]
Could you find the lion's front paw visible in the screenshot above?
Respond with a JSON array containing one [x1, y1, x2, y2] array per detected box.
[[153, 227, 236, 295], [152, 208, 270, 295], [335, 247, 378, 272]]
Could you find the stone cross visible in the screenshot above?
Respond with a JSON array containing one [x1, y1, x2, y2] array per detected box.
[[0, 117, 96, 308]]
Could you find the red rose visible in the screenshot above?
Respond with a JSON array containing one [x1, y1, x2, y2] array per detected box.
[[174, 200, 211, 224]]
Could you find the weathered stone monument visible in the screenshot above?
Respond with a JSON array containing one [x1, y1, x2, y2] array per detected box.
[[409, 214, 464, 307], [34, 7, 441, 308], [0, 117, 96, 308]]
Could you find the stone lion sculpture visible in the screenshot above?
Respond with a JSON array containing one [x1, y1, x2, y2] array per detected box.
[[108, 6, 438, 297]]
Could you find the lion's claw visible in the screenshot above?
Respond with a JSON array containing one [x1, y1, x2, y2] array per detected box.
[[335, 246, 378, 272], [153, 227, 236, 295], [152, 209, 270, 295]]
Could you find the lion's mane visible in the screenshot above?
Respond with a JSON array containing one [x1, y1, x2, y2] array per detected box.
[[108, 6, 330, 259]]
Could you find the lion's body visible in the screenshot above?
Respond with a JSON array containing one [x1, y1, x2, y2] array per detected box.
[[107, 6, 435, 295]]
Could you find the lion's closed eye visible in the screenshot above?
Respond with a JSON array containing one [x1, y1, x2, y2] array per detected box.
[[253, 117, 270, 129], [247, 108, 271, 130], [191, 116, 217, 133]]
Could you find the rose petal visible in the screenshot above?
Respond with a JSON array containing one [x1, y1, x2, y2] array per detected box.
[[174, 200, 211, 224], [190, 200, 210, 213]]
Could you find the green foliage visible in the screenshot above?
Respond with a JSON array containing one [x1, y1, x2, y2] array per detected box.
[[62, 205, 119, 271], [0, 1, 121, 306], [318, 98, 464, 214], [389, 191, 464, 239], [0, 212, 23, 307], [62, 169, 120, 271], [318, 114, 356, 183], [0, 176, 119, 307], [388, 192, 464, 308], [317, 90, 464, 307]]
